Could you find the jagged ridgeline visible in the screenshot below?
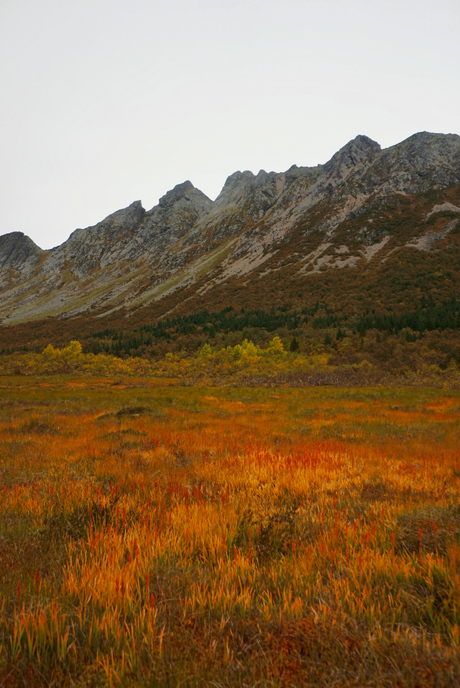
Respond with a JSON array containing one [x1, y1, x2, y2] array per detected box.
[[0, 132, 459, 353]]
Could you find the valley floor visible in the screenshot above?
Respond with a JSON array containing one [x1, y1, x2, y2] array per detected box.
[[0, 378, 459, 686]]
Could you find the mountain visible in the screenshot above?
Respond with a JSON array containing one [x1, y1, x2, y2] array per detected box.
[[0, 132, 459, 342]]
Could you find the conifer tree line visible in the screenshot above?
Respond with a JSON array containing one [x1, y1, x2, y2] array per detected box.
[[78, 297, 459, 357], [1, 297, 458, 376]]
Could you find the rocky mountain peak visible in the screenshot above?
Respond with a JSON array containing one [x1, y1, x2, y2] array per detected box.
[[215, 169, 282, 207], [223, 170, 256, 185], [325, 135, 381, 173], [216, 171, 256, 201], [133, 182, 213, 256], [381, 131, 460, 162], [94, 200, 146, 233], [158, 181, 211, 211], [0, 231, 43, 270], [370, 132, 460, 193], [402, 131, 460, 146]]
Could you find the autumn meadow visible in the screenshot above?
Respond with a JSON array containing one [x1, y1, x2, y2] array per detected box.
[[0, 348, 458, 688]]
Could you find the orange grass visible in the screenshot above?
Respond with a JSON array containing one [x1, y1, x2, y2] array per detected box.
[[0, 379, 459, 686]]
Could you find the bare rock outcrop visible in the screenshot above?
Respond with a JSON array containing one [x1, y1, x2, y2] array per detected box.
[[0, 232, 43, 271]]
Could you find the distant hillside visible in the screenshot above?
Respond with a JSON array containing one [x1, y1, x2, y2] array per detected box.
[[0, 132, 459, 353]]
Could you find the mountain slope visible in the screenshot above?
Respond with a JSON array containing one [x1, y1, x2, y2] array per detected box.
[[0, 132, 459, 332]]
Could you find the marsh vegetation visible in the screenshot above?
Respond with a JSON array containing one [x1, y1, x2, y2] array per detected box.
[[0, 378, 459, 686]]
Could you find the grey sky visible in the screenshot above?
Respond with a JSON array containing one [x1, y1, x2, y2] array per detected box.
[[1, 0, 459, 249]]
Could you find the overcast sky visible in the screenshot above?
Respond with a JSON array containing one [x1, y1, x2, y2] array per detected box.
[[1, 0, 459, 250]]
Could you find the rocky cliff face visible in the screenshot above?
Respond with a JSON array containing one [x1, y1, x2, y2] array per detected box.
[[1, 132, 459, 325]]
